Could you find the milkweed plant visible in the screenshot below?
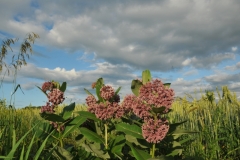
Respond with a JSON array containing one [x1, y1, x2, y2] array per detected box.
[[38, 70, 196, 160]]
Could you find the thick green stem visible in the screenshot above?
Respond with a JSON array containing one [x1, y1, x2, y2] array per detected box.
[[104, 123, 108, 149], [152, 143, 156, 158]]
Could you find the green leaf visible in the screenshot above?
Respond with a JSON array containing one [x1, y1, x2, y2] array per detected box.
[[115, 87, 121, 95], [11, 84, 24, 95], [61, 102, 75, 120], [166, 141, 182, 157], [126, 135, 149, 148], [40, 112, 65, 122], [115, 123, 143, 139], [60, 82, 67, 92], [142, 70, 152, 85], [77, 111, 100, 122], [82, 143, 110, 159], [171, 128, 198, 139], [52, 146, 74, 160], [7, 124, 38, 158], [36, 85, 48, 96], [20, 145, 25, 160], [126, 142, 151, 160], [95, 78, 104, 102], [61, 116, 87, 138], [34, 131, 54, 160], [168, 121, 187, 134], [84, 88, 94, 96], [79, 127, 104, 144], [148, 155, 174, 160], [131, 80, 143, 96], [163, 83, 171, 89], [110, 135, 126, 155], [24, 133, 36, 160], [0, 156, 13, 159], [152, 106, 166, 113]]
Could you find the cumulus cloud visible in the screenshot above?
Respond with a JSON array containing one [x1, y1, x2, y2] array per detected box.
[[1, 0, 240, 107], [1, 0, 240, 71], [225, 62, 240, 71]]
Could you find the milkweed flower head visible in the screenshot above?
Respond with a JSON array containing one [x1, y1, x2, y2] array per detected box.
[[42, 81, 54, 92], [139, 79, 174, 113], [142, 118, 169, 143], [40, 102, 55, 113], [85, 85, 124, 121], [100, 85, 115, 100], [122, 94, 151, 118], [48, 88, 65, 105]]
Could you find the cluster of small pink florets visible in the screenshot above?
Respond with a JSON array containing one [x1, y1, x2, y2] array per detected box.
[[142, 118, 169, 143], [86, 85, 124, 121], [40, 82, 65, 114], [121, 79, 174, 143], [40, 81, 66, 132]]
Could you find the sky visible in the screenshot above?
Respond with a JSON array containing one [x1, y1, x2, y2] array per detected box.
[[0, 0, 240, 108]]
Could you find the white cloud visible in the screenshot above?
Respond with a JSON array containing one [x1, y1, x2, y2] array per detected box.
[[232, 47, 238, 52], [1, 0, 240, 71]]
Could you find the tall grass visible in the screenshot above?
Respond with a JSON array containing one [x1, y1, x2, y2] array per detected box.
[[169, 86, 240, 159], [1, 87, 240, 159]]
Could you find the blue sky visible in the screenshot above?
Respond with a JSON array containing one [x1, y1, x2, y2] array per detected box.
[[0, 0, 240, 108]]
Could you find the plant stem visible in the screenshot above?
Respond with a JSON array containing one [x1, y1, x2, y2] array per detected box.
[[104, 123, 108, 149], [58, 125, 63, 148], [152, 143, 156, 158]]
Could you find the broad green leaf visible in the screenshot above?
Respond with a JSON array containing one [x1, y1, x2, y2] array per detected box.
[[152, 106, 166, 113], [163, 83, 171, 89], [59, 82, 67, 92], [115, 123, 143, 139], [52, 146, 74, 160], [168, 121, 187, 134], [142, 70, 152, 85], [131, 80, 143, 96], [82, 143, 110, 159], [110, 135, 126, 155], [40, 112, 65, 122], [61, 102, 75, 120], [166, 141, 182, 157], [79, 127, 104, 144], [126, 142, 151, 160], [61, 116, 87, 138], [78, 111, 100, 122], [126, 135, 149, 148]]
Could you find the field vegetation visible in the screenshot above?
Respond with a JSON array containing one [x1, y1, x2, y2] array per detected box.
[[1, 86, 240, 159]]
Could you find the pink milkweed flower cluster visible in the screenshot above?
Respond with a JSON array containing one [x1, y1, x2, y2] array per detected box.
[[40, 82, 65, 113], [42, 81, 54, 92], [86, 85, 124, 121], [121, 79, 174, 143], [142, 118, 169, 143]]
